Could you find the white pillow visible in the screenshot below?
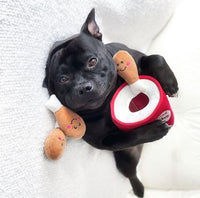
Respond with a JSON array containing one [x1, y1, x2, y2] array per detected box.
[[100, 0, 182, 51], [138, 0, 200, 192]]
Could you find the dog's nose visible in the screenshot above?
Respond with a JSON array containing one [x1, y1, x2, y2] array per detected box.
[[78, 84, 93, 95]]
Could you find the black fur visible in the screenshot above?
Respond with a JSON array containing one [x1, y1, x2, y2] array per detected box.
[[43, 9, 178, 197]]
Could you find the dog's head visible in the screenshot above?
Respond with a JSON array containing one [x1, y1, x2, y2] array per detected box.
[[43, 9, 117, 111]]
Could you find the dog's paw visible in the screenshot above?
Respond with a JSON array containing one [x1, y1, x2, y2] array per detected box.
[[152, 121, 169, 140], [141, 55, 179, 97], [161, 76, 179, 97], [141, 120, 169, 143], [130, 177, 144, 198]]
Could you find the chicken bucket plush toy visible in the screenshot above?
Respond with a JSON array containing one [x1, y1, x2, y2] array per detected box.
[[111, 50, 174, 131], [44, 95, 86, 160]]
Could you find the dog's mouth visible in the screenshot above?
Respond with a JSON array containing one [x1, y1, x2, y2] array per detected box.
[[86, 90, 111, 109], [88, 98, 98, 103], [118, 66, 127, 72], [69, 95, 106, 111]]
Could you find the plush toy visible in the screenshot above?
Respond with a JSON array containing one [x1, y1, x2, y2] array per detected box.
[[44, 95, 86, 160], [111, 50, 174, 131]]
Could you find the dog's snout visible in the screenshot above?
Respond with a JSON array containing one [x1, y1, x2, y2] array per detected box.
[[78, 84, 93, 96]]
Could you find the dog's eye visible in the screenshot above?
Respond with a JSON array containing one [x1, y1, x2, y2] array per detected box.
[[88, 58, 97, 67], [59, 75, 69, 84]]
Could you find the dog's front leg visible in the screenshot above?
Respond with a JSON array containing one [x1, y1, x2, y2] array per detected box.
[[140, 55, 178, 96], [100, 120, 169, 151]]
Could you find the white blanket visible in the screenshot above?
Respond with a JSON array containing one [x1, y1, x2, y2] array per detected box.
[[2, 0, 199, 198], [137, 0, 200, 197]]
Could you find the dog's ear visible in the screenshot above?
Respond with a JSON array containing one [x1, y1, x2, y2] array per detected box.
[[81, 8, 102, 40], [42, 76, 47, 88]]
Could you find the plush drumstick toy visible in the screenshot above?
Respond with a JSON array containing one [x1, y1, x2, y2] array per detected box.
[[44, 95, 86, 160], [111, 50, 174, 131]]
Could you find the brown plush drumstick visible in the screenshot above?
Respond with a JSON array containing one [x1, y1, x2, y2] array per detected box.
[[113, 50, 139, 85], [44, 128, 66, 160], [45, 95, 86, 139], [113, 50, 148, 95]]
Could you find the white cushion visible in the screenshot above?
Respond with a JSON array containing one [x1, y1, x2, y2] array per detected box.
[[137, 0, 200, 197]]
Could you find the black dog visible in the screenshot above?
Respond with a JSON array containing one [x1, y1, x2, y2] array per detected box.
[[43, 9, 178, 197]]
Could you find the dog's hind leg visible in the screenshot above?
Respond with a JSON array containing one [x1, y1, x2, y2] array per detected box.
[[113, 145, 144, 197], [129, 176, 144, 198]]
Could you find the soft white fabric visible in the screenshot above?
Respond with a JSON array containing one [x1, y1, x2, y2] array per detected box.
[[0, 0, 185, 198], [137, 0, 200, 197], [128, 190, 200, 198], [114, 79, 160, 123]]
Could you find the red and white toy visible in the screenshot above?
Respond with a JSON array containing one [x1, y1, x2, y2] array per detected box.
[[111, 50, 174, 131]]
